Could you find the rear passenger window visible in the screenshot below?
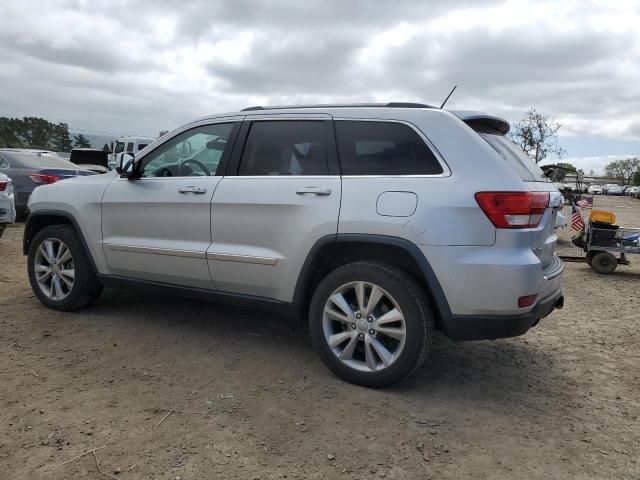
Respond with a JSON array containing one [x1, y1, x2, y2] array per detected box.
[[239, 121, 328, 176], [126, 142, 134, 152], [335, 121, 443, 175]]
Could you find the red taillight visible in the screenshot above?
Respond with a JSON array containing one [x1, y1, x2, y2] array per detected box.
[[518, 294, 538, 308], [0, 181, 6, 191], [29, 173, 60, 184], [475, 192, 550, 229]]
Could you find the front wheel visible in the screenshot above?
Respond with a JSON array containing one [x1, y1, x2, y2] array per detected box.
[[27, 225, 103, 311], [309, 262, 433, 388]]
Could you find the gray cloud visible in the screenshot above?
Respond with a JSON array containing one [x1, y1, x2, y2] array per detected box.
[[0, 0, 639, 161]]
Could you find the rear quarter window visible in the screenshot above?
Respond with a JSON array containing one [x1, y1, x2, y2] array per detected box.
[[335, 121, 443, 175], [469, 123, 547, 182]]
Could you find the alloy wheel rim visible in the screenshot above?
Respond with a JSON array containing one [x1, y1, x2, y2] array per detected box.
[[34, 238, 75, 300], [322, 281, 407, 373]]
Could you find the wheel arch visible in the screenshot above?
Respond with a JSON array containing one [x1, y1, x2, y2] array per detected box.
[[23, 210, 99, 274], [293, 234, 452, 329]]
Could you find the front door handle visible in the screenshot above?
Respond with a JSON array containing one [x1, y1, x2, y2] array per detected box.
[[178, 186, 207, 194], [296, 187, 332, 196]]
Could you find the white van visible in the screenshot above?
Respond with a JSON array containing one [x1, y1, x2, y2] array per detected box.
[[108, 136, 155, 169]]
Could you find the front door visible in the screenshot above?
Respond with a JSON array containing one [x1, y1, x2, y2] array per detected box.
[[208, 117, 341, 301], [101, 120, 241, 289]]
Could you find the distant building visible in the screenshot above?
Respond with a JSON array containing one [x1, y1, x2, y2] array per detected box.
[[564, 174, 619, 185]]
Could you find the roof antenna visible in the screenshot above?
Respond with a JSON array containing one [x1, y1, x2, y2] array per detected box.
[[440, 85, 457, 109]]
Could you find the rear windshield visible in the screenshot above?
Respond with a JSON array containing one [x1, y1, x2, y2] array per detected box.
[[2, 152, 80, 169], [469, 123, 547, 182]]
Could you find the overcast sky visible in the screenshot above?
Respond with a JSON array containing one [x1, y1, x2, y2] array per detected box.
[[1, 0, 639, 173]]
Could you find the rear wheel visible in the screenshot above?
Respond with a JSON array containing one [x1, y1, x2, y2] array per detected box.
[[590, 251, 617, 274], [309, 261, 433, 388], [27, 225, 103, 310]]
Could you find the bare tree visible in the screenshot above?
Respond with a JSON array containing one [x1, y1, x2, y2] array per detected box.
[[605, 158, 640, 185], [509, 108, 566, 164]]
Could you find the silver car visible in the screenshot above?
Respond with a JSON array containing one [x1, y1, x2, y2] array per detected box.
[[0, 149, 95, 218], [23, 103, 564, 387], [0, 172, 16, 238]]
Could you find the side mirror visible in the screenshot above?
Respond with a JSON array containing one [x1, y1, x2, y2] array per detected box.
[[115, 152, 137, 178]]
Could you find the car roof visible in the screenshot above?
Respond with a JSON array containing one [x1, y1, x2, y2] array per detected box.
[[0, 150, 86, 169], [189, 103, 510, 134], [117, 136, 155, 142], [0, 148, 55, 154]]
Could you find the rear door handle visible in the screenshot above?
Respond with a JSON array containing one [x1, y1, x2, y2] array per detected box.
[[178, 186, 207, 194], [296, 187, 332, 196]]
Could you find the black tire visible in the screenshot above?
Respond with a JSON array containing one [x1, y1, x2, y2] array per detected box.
[[15, 207, 28, 222], [308, 261, 433, 388], [590, 251, 617, 274], [585, 251, 596, 266], [27, 225, 103, 311]]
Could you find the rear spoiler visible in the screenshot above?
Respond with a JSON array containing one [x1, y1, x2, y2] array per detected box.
[[450, 110, 510, 135]]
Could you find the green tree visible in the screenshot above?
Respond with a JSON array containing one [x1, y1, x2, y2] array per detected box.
[[0, 118, 24, 147], [605, 158, 640, 185], [555, 162, 577, 173], [544, 162, 576, 182], [73, 134, 91, 148], [19, 117, 53, 149], [50, 123, 73, 152], [633, 170, 640, 186], [0, 116, 61, 149], [509, 108, 566, 163]]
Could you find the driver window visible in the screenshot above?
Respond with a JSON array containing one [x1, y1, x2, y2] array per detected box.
[[140, 123, 236, 177]]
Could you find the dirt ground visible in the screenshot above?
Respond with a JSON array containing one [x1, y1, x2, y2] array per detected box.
[[1, 195, 639, 480]]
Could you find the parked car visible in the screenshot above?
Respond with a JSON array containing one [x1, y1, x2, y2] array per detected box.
[[24, 103, 564, 387], [607, 185, 624, 196], [69, 148, 110, 174], [587, 184, 603, 195], [0, 172, 16, 238], [623, 186, 639, 196], [108, 136, 155, 170], [555, 209, 568, 228], [0, 149, 96, 218]]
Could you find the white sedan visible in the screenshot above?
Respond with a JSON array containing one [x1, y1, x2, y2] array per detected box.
[[0, 173, 16, 238], [587, 184, 603, 195]]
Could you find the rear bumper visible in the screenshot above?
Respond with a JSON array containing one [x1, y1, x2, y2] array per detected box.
[[443, 290, 564, 341], [16, 191, 31, 209]]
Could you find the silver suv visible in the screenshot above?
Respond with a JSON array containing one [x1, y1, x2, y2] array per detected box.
[[24, 103, 564, 387]]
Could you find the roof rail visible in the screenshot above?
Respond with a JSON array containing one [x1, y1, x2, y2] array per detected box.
[[241, 102, 434, 111]]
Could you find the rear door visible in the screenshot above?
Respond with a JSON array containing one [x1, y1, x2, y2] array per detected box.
[[208, 116, 341, 301]]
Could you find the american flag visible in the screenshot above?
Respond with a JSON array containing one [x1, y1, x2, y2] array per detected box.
[[571, 205, 585, 231], [576, 198, 593, 209]]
